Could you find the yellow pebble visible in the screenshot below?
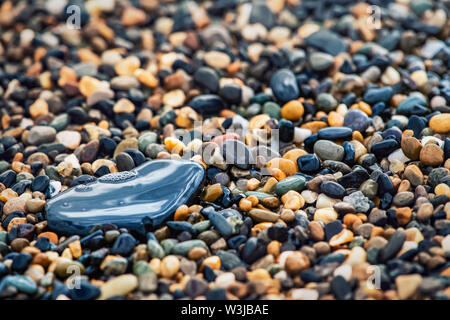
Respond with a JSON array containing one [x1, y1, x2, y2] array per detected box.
[[249, 114, 271, 130], [174, 205, 190, 221], [246, 178, 261, 191], [435, 183, 450, 198], [329, 229, 354, 247], [246, 195, 259, 206], [29, 98, 49, 119], [281, 100, 304, 121], [164, 137, 185, 154], [429, 113, 450, 134], [239, 198, 253, 212], [134, 69, 159, 88], [267, 158, 297, 176], [201, 256, 221, 271], [201, 183, 223, 202], [68, 240, 82, 259], [314, 207, 338, 224], [115, 56, 140, 76], [261, 177, 278, 193], [328, 111, 344, 126]]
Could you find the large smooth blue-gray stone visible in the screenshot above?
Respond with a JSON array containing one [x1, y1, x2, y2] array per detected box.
[[46, 159, 205, 236]]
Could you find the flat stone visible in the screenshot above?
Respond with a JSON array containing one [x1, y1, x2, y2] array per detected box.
[[46, 159, 205, 235], [26, 126, 56, 146], [396, 274, 422, 299], [379, 229, 406, 262], [56, 131, 81, 150], [344, 109, 370, 132], [305, 29, 347, 56], [314, 140, 345, 161], [318, 127, 352, 140]]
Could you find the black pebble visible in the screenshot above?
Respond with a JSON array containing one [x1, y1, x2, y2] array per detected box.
[[31, 175, 50, 192]]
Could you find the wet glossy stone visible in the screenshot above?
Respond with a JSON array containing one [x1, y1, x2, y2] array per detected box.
[[189, 94, 224, 116], [270, 69, 299, 103], [338, 170, 370, 189], [343, 110, 370, 132], [297, 154, 320, 173], [371, 139, 399, 159], [318, 127, 353, 140], [320, 181, 346, 199], [46, 159, 205, 235]]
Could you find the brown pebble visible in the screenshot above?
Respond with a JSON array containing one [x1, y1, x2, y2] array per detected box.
[[420, 143, 444, 166]]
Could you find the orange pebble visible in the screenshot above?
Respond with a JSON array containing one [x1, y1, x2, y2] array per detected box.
[[328, 111, 344, 126], [174, 205, 190, 221], [38, 232, 59, 245], [266, 158, 297, 176], [201, 256, 221, 271]]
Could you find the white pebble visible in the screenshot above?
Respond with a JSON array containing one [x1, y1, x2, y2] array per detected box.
[[291, 289, 319, 300], [333, 264, 352, 281], [215, 272, 235, 288], [421, 136, 443, 148], [293, 128, 312, 144], [316, 194, 340, 209], [442, 235, 450, 253], [388, 148, 410, 163]]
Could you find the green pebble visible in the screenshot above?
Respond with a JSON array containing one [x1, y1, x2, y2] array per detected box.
[[0, 161, 10, 174], [410, 0, 433, 16], [160, 239, 178, 254], [159, 110, 177, 126], [103, 257, 127, 275], [45, 165, 63, 182], [171, 240, 207, 256], [105, 230, 120, 243], [40, 272, 55, 288], [366, 247, 380, 265], [275, 175, 306, 195], [216, 250, 246, 270], [349, 236, 365, 248], [16, 172, 34, 182], [263, 101, 281, 119], [50, 114, 70, 131], [0, 231, 7, 244], [147, 239, 165, 259], [197, 230, 220, 245], [193, 220, 211, 233], [245, 191, 274, 199], [138, 132, 158, 153], [268, 264, 282, 277], [145, 143, 165, 158], [0, 242, 7, 256], [249, 93, 271, 105], [133, 260, 154, 277], [316, 93, 338, 112]]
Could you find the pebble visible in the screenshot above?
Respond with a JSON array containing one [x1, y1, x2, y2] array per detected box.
[[0, 0, 448, 302], [314, 140, 345, 161], [26, 126, 56, 146], [46, 160, 205, 235], [343, 109, 370, 132], [99, 274, 138, 300], [270, 69, 299, 103]]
